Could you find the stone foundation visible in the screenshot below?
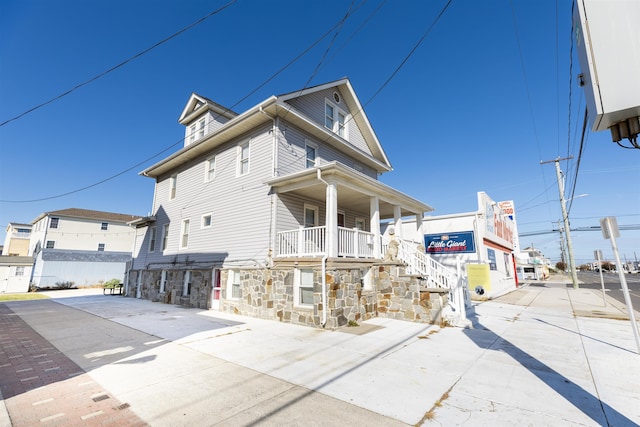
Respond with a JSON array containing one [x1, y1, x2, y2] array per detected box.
[[129, 261, 449, 329]]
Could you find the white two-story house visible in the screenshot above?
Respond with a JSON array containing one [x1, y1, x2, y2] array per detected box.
[[130, 79, 459, 328], [29, 208, 141, 288]]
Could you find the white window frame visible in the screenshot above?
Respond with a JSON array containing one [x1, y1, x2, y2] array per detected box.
[[183, 270, 192, 296], [46, 240, 55, 249], [294, 268, 314, 307], [227, 269, 241, 299], [180, 219, 190, 249], [50, 217, 59, 229], [205, 155, 216, 182], [15, 266, 25, 277], [149, 226, 157, 253], [303, 204, 319, 228], [355, 217, 366, 231], [169, 174, 177, 200], [98, 243, 105, 252], [305, 140, 318, 168], [159, 270, 167, 293], [201, 213, 212, 229], [324, 99, 348, 138], [162, 224, 169, 251], [101, 222, 109, 230], [237, 141, 250, 176]]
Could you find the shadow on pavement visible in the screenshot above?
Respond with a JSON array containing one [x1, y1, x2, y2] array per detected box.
[[463, 306, 634, 427]]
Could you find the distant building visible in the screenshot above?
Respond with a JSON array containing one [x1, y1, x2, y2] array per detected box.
[[29, 208, 141, 288], [2, 223, 32, 256], [516, 246, 549, 280], [0, 223, 34, 293]]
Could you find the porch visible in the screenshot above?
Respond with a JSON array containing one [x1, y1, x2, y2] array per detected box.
[[277, 226, 380, 258]]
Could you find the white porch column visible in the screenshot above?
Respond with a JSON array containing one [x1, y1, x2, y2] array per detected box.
[[394, 205, 403, 240], [415, 213, 423, 244], [370, 196, 381, 258], [325, 179, 338, 258]]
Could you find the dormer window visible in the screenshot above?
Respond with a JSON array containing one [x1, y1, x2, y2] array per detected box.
[[324, 100, 347, 138], [187, 118, 206, 145]]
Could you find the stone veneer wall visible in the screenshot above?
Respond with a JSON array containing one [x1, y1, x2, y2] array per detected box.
[[128, 262, 449, 328], [128, 269, 211, 310]]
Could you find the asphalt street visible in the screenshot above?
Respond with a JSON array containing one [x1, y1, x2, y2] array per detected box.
[[576, 271, 640, 310]]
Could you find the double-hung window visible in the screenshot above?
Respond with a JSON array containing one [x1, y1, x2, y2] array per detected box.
[[46, 241, 55, 249], [169, 175, 177, 200], [50, 218, 59, 229], [180, 219, 190, 249], [101, 222, 108, 231], [98, 243, 105, 252], [305, 141, 317, 168], [295, 269, 314, 306], [205, 155, 216, 182], [149, 226, 157, 252], [162, 224, 169, 251], [324, 100, 348, 138], [228, 269, 241, 299], [238, 142, 250, 175]]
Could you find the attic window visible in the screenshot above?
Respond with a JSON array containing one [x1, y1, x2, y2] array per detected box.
[[333, 92, 340, 103]]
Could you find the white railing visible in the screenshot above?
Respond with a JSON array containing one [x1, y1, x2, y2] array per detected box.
[[384, 236, 457, 290], [277, 228, 457, 290], [277, 226, 326, 257], [277, 226, 376, 258], [337, 227, 375, 258]]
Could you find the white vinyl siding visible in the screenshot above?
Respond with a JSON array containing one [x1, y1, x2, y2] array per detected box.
[[140, 126, 273, 266], [284, 88, 371, 155], [276, 126, 377, 179]]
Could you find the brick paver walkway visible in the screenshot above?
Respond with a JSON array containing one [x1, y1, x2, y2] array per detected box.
[[0, 304, 146, 426]]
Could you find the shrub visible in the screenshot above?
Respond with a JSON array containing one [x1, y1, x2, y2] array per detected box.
[[55, 281, 76, 289], [103, 278, 121, 287]]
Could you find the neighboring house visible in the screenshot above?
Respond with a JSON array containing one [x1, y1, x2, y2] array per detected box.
[[395, 192, 518, 300], [129, 78, 461, 328], [0, 223, 34, 293], [516, 246, 549, 280], [2, 223, 32, 256], [29, 208, 142, 288]]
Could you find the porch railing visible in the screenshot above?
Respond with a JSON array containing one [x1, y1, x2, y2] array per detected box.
[[277, 227, 457, 290], [277, 226, 376, 258]]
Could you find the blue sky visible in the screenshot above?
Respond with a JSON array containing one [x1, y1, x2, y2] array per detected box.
[[1, 0, 638, 265]]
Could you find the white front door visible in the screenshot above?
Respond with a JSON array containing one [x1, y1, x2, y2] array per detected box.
[[210, 269, 221, 309]]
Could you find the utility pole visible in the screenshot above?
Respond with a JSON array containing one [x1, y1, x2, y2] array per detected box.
[[541, 157, 579, 289]]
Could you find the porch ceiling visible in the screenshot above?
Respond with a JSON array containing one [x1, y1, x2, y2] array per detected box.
[[265, 162, 433, 219]]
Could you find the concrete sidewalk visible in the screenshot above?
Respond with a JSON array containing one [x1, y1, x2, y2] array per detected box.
[[1, 280, 639, 426]]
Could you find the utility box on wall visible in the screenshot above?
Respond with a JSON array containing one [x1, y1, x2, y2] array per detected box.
[[573, 0, 640, 133]]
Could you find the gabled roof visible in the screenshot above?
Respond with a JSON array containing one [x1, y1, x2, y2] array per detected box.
[[178, 93, 238, 125], [31, 208, 142, 225], [277, 78, 391, 168], [142, 78, 392, 178]]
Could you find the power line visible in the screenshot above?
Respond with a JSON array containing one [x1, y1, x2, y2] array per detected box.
[[0, 0, 238, 128]]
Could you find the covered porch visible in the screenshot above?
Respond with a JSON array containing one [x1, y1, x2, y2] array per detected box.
[[266, 162, 433, 259]]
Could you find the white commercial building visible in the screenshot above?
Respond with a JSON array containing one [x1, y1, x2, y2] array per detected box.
[[396, 192, 517, 300]]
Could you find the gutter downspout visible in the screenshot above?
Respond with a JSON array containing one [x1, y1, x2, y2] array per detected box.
[[260, 106, 277, 267], [316, 168, 328, 328]]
